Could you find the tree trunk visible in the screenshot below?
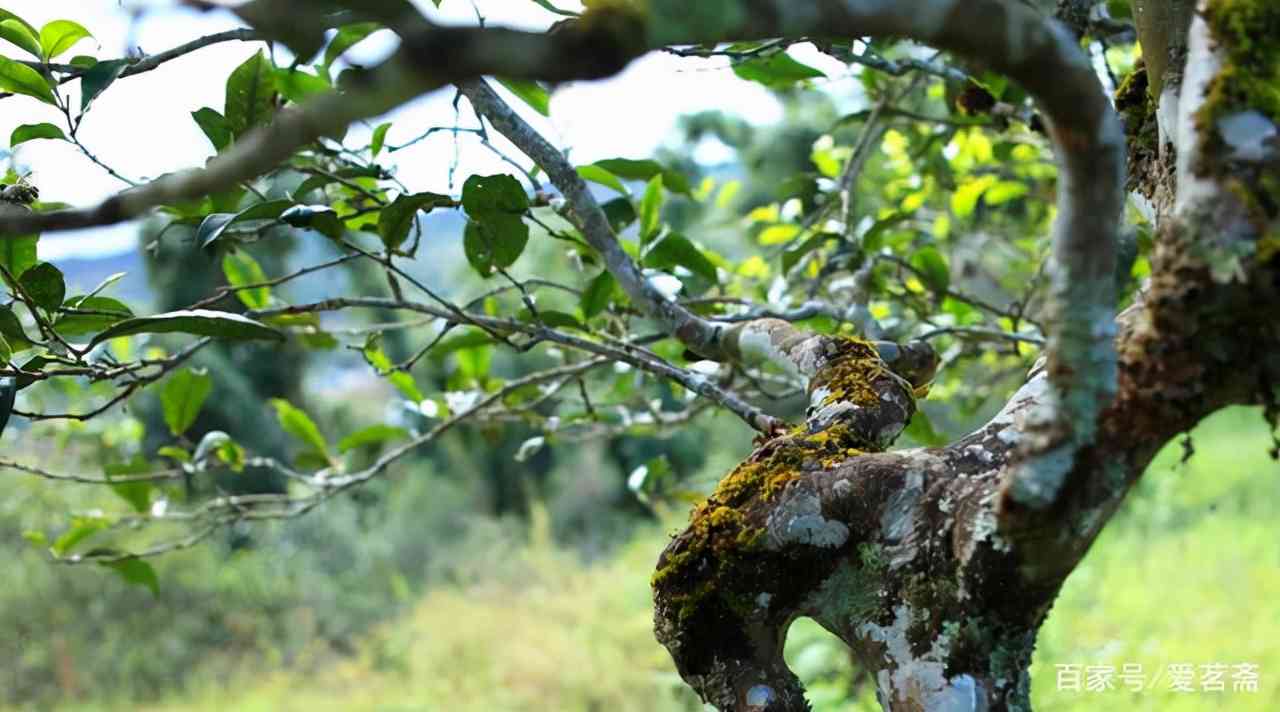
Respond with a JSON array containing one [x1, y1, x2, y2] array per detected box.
[[651, 1, 1280, 710]]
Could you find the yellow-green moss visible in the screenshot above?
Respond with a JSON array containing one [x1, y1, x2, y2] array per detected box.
[[652, 338, 906, 621], [1193, 0, 1280, 223], [1113, 60, 1161, 198]]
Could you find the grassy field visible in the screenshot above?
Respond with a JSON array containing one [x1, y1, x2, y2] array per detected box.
[[37, 406, 1280, 712]]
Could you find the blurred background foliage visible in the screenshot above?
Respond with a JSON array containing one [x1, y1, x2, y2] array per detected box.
[[1, 0, 1276, 709]]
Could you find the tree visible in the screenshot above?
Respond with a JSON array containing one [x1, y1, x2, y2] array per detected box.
[[0, 0, 1276, 710]]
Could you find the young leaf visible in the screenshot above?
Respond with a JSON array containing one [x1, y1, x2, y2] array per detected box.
[[732, 52, 826, 88], [38, 19, 92, 59], [161, 368, 213, 436], [222, 251, 270, 309], [337, 424, 409, 453], [910, 247, 951, 294], [371, 122, 391, 157], [582, 271, 617, 318], [323, 22, 381, 68], [270, 398, 331, 463], [9, 122, 64, 147], [87, 309, 285, 347], [577, 165, 628, 196], [50, 515, 110, 557], [273, 67, 330, 103], [191, 108, 232, 152], [19, 262, 66, 311], [101, 558, 159, 597], [639, 174, 664, 245], [104, 458, 155, 513], [643, 233, 718, 282], [593, 158, 691, 195], [224, 51, 276, 138], [496, 77, 551, 116], [0, 56, 56, 104]]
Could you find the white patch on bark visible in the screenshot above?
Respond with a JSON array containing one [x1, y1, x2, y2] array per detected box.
[[767, 489, 850, 549], [881, 470, 923, 568], [860, 605, 982, 710], [1175, 15, 1224, 216]]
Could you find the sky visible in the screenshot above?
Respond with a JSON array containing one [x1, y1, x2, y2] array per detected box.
[[0, 0, 851, 261]]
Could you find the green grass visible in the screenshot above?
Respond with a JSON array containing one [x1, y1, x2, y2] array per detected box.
[[26, 407, 1280, 712]]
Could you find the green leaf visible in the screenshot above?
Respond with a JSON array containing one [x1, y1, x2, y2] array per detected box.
[[910, 247, 951, 294], [461, 175, 530, 277], [519, 308, 582, 330], [581, 271, 617, 318], [193, 430, 245, 471], [279, 204, 344, 239], [78, 59, 128, 113], [0, 306, 31, 350], [87, 309, 285, 348], [0, 10, 38, 38], [38, 19, 92, 59], [157, 445, 191, 463], [161, 368, 213, 436], [0, 56, 56, 104], [732, 51, 825, 88], [19, 262, 65, 311], [362, 340, 424, 402], [10, 122, 64, 147], [378, 192, 453, 251], [224, 51, 276, 139], [55, 295, 132, 337], [461, 174, 530, 216], [0, 233, 37, 280], [496, 77, 551, 116], [639, 174, 664, 245], [644, 233, 718, 282], [221, 251, 270, 309], [104, 458, 154, 513], [371, 122, 391, 157], [273, 67, 330, 103], [757, 223, 801, 245], [782, 232, 836, 273], [577, 165, 628, 195], [101, 557, 159, 597], [983, 180, 1028, 206], [464, 220, 528, 277], [0, 19, 41, 58], [904, 409, 947, 446], [601, 197, 637, 233], [593, 158, 690, 195], [191, 108, 232, 152], [323, 22, 381, 68], [197, 199, 292, 249], [338, 424, 409, 453], [50, 515, 110, 557], [270, 398, 330, 462], [951, 175, 997, 218]]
